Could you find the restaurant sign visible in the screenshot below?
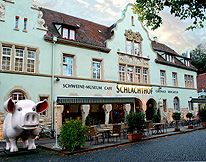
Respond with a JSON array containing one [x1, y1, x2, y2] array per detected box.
[[116, 84, 153, 94]]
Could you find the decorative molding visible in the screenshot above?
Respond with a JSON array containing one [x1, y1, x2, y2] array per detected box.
[[118, 53, 149, 67], [0, 1, 6, 22], [37, 11, 48, 31], [31, 0, 38, 10], [124, 29, 143, 42]]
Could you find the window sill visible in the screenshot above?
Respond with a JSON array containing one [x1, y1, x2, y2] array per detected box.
[[23, 29, 28, 33], [14, 28, 19, 31]]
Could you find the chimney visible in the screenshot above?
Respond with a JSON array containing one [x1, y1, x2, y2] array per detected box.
[[186, 50, 190, 58]]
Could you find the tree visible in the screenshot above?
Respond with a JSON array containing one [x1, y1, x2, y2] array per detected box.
[[188, 44, 206, 74], [133, 0, 206, 30]]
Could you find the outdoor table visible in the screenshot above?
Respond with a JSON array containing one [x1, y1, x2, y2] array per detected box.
[[98, 128, 112, 143]]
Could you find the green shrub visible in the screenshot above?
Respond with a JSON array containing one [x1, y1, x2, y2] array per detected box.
[[152, 114, 161, 123], [198, 107, 206, 122], [126, 112, 145, 133], [58, 117, 88, 152]]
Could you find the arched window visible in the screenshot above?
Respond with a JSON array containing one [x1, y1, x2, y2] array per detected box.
[[174, 97, 179, 111], [10, 91, 26, 103]]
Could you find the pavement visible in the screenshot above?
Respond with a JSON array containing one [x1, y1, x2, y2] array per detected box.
[[0, 124, 205, 156]]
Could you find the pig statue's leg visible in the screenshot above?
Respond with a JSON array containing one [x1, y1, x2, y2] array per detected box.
[[28, 137, 36, 150], [5, 139, 10, 150], [9, 138, 18, 152], [22, 137, 28, 148]]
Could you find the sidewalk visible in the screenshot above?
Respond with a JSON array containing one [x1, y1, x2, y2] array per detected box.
[[38, 125, 205, 155]]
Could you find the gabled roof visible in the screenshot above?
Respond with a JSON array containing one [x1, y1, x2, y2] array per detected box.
[[40, 8, 113, 48], [152, 41, 197, 71]]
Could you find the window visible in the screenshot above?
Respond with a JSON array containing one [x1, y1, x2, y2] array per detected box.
[[166, 54, 174, 63], [63, 56, 73, 76], [15, 16, 19, 29], [172, 72, 177, 86], [119, 65, 126, 82], [126, 40, 141, 56], [126, 40, 133, 54], [27, 50, 36, 72], [23, 18, 28, 31], [135, 67, 141, 83], [143, 68, 148, 84], [184, 74, 194, 88], [160, 70, 166, 85], [40, 96, 48, 116], [163, 99, 167, 112], [185, 60, 190, 66], [127, 66, 134, 82], [2, 47, 12, 71], [174, 97, 179, 111], [10, 91, 26, 103], [134, 42, 140, 56], [55, 24, 76, 40], [93, 60, 101, 79], [15, 49, 24, 72]]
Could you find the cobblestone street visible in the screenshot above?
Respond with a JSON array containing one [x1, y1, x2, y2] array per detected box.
[[0, 129, 206, 162]]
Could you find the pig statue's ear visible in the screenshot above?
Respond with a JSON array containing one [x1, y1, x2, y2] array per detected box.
[[36, 99, 48, 113], [4, 98, 15, 113]]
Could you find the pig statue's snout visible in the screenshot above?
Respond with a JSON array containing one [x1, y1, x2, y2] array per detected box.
[[23, 112, 39, 127]]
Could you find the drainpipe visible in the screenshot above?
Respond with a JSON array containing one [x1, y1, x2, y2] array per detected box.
[[51, 36, 57, 131]]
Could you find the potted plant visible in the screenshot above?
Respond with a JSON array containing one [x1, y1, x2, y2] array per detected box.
[[172, 112, 181, 131], [126, 112, 145, 141], [198, 107, 206, 127], [152, 114, 161, 124], [186, 112, 193, 129], [58, 117, 88, 152]]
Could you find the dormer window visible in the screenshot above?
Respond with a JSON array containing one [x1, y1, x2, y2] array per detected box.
[[55, 23, 77, 40], [166, 54, 174, 63], [185, 60, 190, 66]]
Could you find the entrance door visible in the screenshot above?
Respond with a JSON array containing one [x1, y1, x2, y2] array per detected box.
[[146, 99, 156, 120]]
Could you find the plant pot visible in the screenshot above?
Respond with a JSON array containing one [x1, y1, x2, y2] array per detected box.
[[188, 125, 193, 129], [201, 122, 206, 127], [127, 133, 142, 141], [174, 128, 180, 132]]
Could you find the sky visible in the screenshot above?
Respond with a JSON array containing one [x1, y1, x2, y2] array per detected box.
[[37, 0, 206, 55]]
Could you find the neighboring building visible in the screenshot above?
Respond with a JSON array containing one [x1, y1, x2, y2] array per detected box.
[[0, 0, 198, 137], [197, 73, 206, 109]]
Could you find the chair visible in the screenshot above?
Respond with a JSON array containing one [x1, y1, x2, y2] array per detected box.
[[142, 121, 150, 136], [100, 124, 106, 129], [89, 126, 103, 144], [106, 124, 113, 130], [120, 123, 127, 138], [110, 124, 121, 142]]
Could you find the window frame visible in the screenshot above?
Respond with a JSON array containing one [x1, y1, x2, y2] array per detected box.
[[172, 72, 177, 86], [160, 70, 166, 85], [126, 39, 141, 56], [143, 68, 148, 84], [63, 55, 73, 76], [23, 18, 28, 31], [15, 48, 24, 72], [174, 97, 180, 111], [135, 67, 141, 83], [39, 96, 48, 117], [2, 46, 12, 71], [15, 16, 19, 29], [127, 66, 134, 82], [119, 64, 126, 82], [163, 99, 167, 112], [27, 50, 36, 73], [92, 60, 101, 79], [10, 91, 26, 103]]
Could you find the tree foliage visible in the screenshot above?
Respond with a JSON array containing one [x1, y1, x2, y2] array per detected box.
[[133, 0, 206, 30], [183, 44, 206, 74]]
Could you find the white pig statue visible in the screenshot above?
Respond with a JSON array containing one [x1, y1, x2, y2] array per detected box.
[[3, 98, 48, 152]]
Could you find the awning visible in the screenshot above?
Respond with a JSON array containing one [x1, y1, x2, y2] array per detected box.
[[56, 96, 136, 105], [191, 98, 206, 103]]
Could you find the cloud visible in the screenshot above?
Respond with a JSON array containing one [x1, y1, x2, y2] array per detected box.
[[77, 0, 89, 8]]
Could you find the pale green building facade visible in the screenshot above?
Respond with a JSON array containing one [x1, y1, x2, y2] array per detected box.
[[0, 1, 198, 135]]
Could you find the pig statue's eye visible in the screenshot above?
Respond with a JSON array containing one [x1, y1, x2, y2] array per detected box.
[[32, 108, 36, 111], [17, 108, 22, 111]]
